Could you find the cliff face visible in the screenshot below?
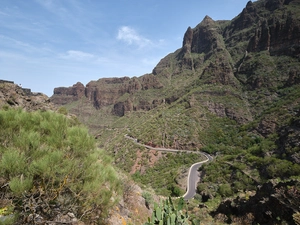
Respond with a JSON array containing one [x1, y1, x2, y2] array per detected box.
[[247, 0, 300, 57], [51, 82, 85, 105], [154, 0, 299, 88], [51, 74, 163, 115]]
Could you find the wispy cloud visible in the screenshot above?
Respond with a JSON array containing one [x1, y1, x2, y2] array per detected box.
[[117, 26, 152, 48], [59, 50, 113, 65], [60, 50, 95, 61]]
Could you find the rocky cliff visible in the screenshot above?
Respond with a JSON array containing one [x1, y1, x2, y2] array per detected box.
[[51, 82, 85, 105], [51, 74, 163, 116]]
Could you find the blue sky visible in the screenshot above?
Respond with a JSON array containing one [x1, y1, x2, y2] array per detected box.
[[1, 0, 251, 96]]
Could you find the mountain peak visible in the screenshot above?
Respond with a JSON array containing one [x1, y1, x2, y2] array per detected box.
[[202, 15, 214, 23]]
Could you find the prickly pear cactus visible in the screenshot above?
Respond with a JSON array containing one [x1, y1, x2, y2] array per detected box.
[[143, 197, 200, 225]]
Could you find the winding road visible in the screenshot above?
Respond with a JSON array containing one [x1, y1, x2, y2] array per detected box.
[[125, 135, 213, 200]]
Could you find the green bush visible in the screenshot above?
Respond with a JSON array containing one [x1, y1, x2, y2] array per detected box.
[[0, 149, 27, 179], [168, 184, 182, 197], [142, 191, 153, 208], [0, 109, 121, 223], [9, 176, 33, 196], [218, 183, 233, 197]]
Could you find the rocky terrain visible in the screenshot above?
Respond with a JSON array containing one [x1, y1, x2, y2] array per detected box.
[[0, 80, 55, 111], [212, 180, 300, 224]]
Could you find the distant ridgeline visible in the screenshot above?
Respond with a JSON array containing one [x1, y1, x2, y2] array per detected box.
[[0, 79, 32, 96]]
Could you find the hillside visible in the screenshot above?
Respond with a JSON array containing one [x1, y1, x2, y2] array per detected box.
[[0, 82, 153, 225], [51, 0, 300, 224], [0, 80, 55, 111]]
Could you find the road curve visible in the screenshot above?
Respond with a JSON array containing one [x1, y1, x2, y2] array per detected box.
[[182, 155, 211, 200], [124, 135, 213, 200]]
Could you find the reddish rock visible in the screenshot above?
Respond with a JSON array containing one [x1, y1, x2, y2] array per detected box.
[[51, 82, 85, 105], [51, 75, 163, 115]]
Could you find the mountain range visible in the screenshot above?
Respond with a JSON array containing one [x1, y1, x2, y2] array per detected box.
[[50, 0, 300, 224], [2, 0, 299, 224]]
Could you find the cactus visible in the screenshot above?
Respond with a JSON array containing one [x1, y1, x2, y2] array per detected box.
[[143, 197, 200, 225]]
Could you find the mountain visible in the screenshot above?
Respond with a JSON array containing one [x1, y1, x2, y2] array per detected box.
[[51, 0, 300, 126], [51, 0, 300, 224]]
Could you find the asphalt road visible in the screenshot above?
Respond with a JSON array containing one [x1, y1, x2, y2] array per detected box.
[[182, 156, 210, 200], [125, 135, 213, 200]]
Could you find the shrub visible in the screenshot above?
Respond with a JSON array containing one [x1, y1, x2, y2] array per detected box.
[[9, 176, 33, 196], [168, 184, 182, 197], [0, 149, 27, 179], [142, 191, 153, 209], [0, 109, 121, 223], [57, 106, 68, 115], [218, 183, 233, 197]]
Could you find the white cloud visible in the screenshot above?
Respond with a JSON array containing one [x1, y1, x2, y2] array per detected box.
[[117, 26, 152, 48], [60, 50, 95, 61]]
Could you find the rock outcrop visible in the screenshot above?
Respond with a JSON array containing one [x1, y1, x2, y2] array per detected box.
[[51, 82, 85, 105], [0, 80, 55, 111], [51, 74, 163, 115], [247, 0, 300, 57]]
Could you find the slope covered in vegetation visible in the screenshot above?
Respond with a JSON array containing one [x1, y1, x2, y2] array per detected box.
[[51, 0, 300, 224], [0, 108, 121, 224]]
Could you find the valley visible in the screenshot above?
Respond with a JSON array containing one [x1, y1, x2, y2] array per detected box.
[[1, 0, 299, 224], [50, 0, 300, 223]]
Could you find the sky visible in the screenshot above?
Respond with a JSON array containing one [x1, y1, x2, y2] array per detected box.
[[0, 0, 252, 96]]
